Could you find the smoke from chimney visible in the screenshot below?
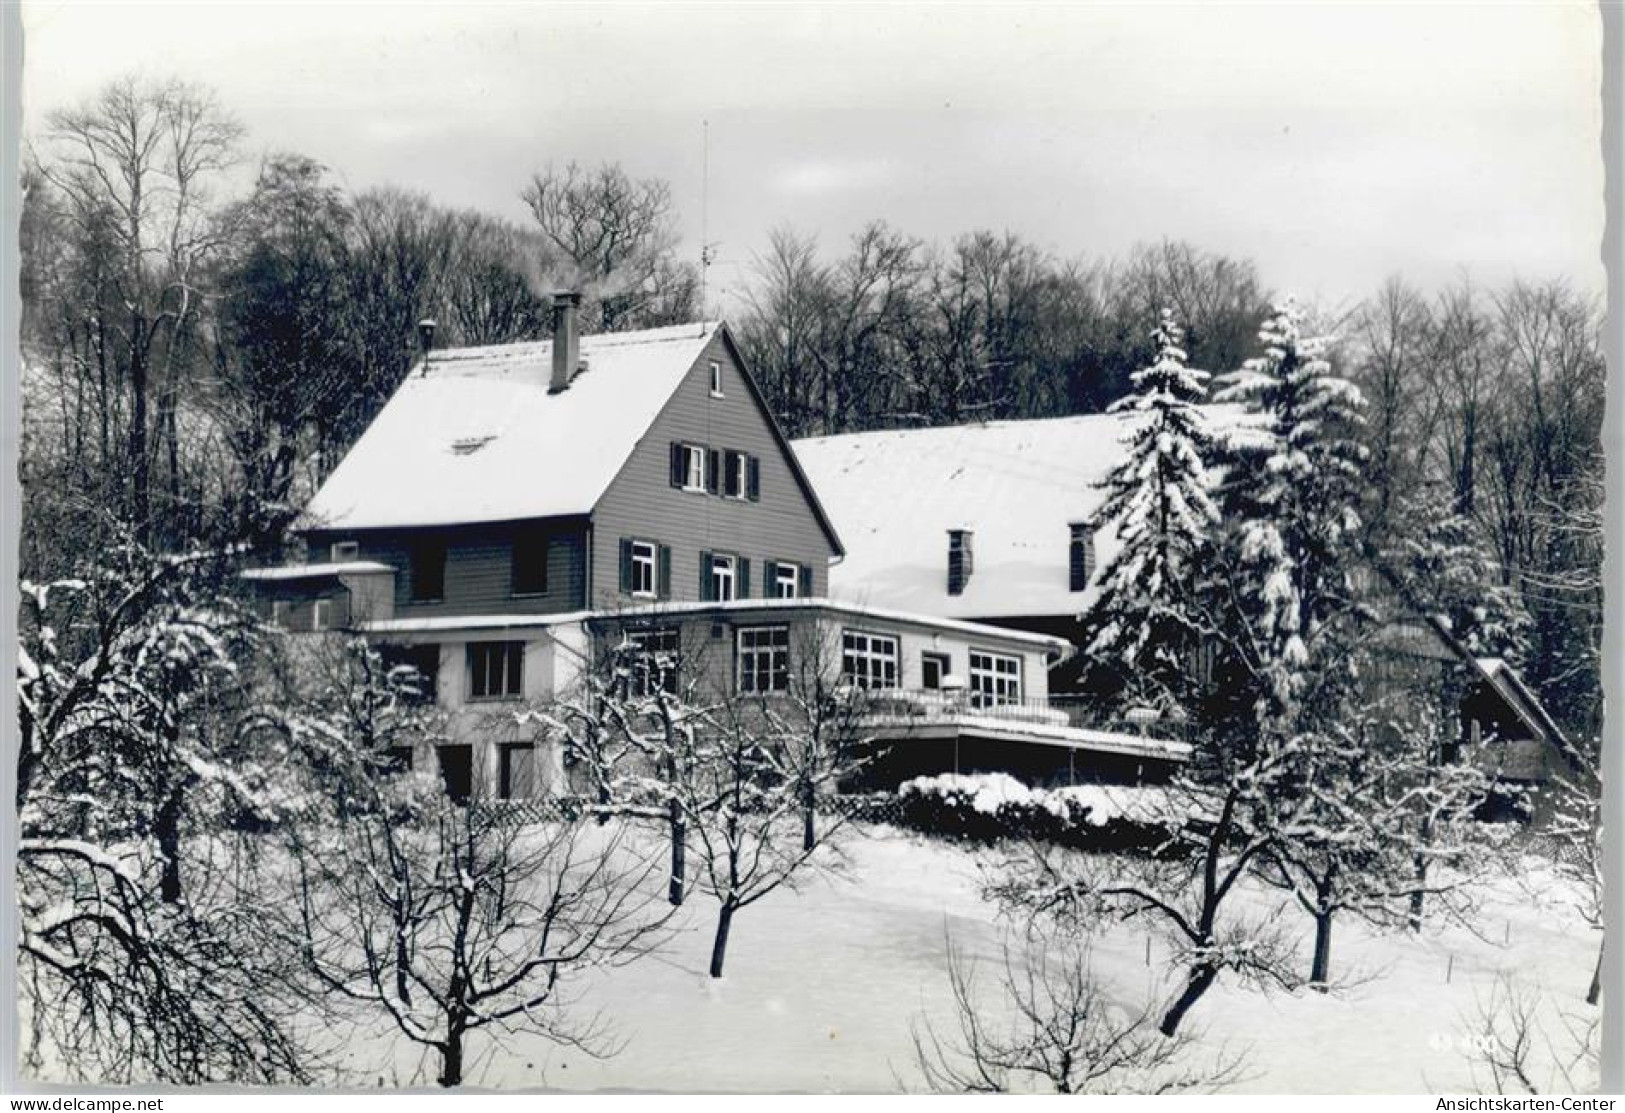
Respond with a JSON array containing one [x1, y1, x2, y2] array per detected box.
[[551, 292, 582, 393]]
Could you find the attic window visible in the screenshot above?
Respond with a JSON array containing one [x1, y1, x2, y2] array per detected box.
[[450, 435, 496, 456], [709, 360, 724, 397]]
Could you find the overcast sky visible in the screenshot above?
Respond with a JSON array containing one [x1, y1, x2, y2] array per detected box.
[[20, 1, 1607, 317]]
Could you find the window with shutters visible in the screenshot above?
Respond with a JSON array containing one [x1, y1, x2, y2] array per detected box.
[[676, 443, 707, 491], [1069, 523, 1095, 592], [468, 641, 524, 700], [724, 450, 748, 499], [969, 650, 1022, 706], [710, 553, 737, 602], [410, 539, 446, 601], [512, 529, 549, 596], [842, 630, 899, 689], [737, 625, 790, 693], [772, 561, 800, 598], [630, 540, 657, 597]]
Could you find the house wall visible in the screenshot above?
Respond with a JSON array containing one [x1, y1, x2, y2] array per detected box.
[[256, 581, 350, 631], [590, 333, 838, 610], [303, 517, 589, 618]]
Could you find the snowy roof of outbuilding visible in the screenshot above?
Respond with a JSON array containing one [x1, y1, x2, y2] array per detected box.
[[793, 409, 1248, 620], [300, 322, 721, 531]]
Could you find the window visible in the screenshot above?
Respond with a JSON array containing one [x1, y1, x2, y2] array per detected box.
[[922, 652, 950, 690], [737, 626, 790, 693], [709, 360, 724, 397], [312, 598, 332, 631], [381, 644, 440, 704], [724, 451, 748, 499], [468, 641, 524, 699], [512, 530, 549, 596], [499, 743, 536, 799], [630, 541, 657, 597], [623, 626, 681, 697], [437, 744, 473, 803], [270, 600, 288, 628], [708, 553, 737, 602], [671, 442, 708, 492], [381, 745, 414, 774], [410, 540, 446, 601], [771, 561, 801, 599], [330, 540, 359, 562], [969, 650, 1022, 706], [842, 631, 899, 690], [1069, 523, 1096, 592], [948, 529, 974, 596]]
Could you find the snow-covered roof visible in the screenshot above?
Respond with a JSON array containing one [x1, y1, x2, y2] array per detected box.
[[793, 409, 1246, 620], [301, 322, 721, 531], [1474, 657, 1571, 755], [240, 561, 395, 580]]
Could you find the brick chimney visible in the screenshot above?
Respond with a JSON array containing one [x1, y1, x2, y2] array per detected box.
[[550, 292, 582, 393], [947, 528, 974, 596]]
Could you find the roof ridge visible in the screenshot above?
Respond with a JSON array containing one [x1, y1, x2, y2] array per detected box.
[[426, 320, 718, 363]]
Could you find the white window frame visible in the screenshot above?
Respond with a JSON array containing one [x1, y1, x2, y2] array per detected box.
[[312, 598, 332, 631], [710, 553, 737, 602], [774, 561, 800, 599], [271, 600, 288, 628], [624, 626, 681, 697], [709, 360, 724, 397], [842, 630, 900, 690], [630, 540, 657, 598], [969, 649, 1023, 706], [725, 451, 748, 499], [330, 540, 360, 562], [737, 625, 790, 694], [680, 443, 707, 491]]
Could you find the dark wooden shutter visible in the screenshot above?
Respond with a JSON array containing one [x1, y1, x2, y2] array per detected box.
[[764, 561, 779, 597], [699, 550, 714, 601], [658, 545, 672, 600], [670, 443, 685, 488], [739, 558, 751, 599], [619, 538, 633, 594], [1069, 525, 1091, 592], [506, 643, 524, 695], [706, 449, 720, 494], [799, 565, 814, 598], [746, 456, 761, 501]]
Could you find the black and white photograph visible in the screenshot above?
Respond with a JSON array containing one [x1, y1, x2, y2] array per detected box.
[[3, 0, 1618, 1098]]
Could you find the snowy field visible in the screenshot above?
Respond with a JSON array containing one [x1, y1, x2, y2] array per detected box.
[[325, 823, 1601, 1094]]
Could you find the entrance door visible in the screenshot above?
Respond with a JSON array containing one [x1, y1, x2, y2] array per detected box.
[[437, 744, 473, 803], [922, 652, 951, 690]]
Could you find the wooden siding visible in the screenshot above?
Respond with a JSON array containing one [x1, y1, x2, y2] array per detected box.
[[303, 518, 589, 618], [590, 332, 838, 609], [256, 582, 350, 632]]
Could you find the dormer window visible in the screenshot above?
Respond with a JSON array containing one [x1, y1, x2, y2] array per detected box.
[[331, 540, 359, 563], [709, 360, 724, 397], [1069, 523, 1096, 592], [947, 529, 974, 596]]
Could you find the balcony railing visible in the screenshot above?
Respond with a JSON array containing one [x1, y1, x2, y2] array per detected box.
[[848, 688, 1190, 743]]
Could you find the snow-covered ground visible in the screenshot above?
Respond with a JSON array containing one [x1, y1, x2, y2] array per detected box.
[[329, 823, 1601, 1093]]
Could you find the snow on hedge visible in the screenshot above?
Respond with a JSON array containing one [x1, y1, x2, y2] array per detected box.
[[899, 772, 1174, 827]]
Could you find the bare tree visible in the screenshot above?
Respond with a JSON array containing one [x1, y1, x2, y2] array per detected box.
[[911, 931, 1246, 1094], [1459, 972, 1600, 1094], [295, 789, 669, 1087]]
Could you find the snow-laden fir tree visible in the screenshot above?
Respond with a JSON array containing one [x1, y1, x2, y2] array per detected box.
[[1207, 297, 1370, 733], [1079, 308, 1218, 712]]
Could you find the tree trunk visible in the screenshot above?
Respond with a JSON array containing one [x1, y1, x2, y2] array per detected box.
[[1310, 908, 1334, 992], [156, 789, 184, 904], [439, 1026, 465, 1087], [709, 902, 736, 979], [669, 807, 686, 906], [1159, 961, 1218, 1036], [1587, 940, 1603, 1006], [802, 788, 816, 853]]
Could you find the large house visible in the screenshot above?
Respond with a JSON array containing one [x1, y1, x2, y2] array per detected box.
[[792, 415, 1575, 791], [245, 298, 1190, 800]]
